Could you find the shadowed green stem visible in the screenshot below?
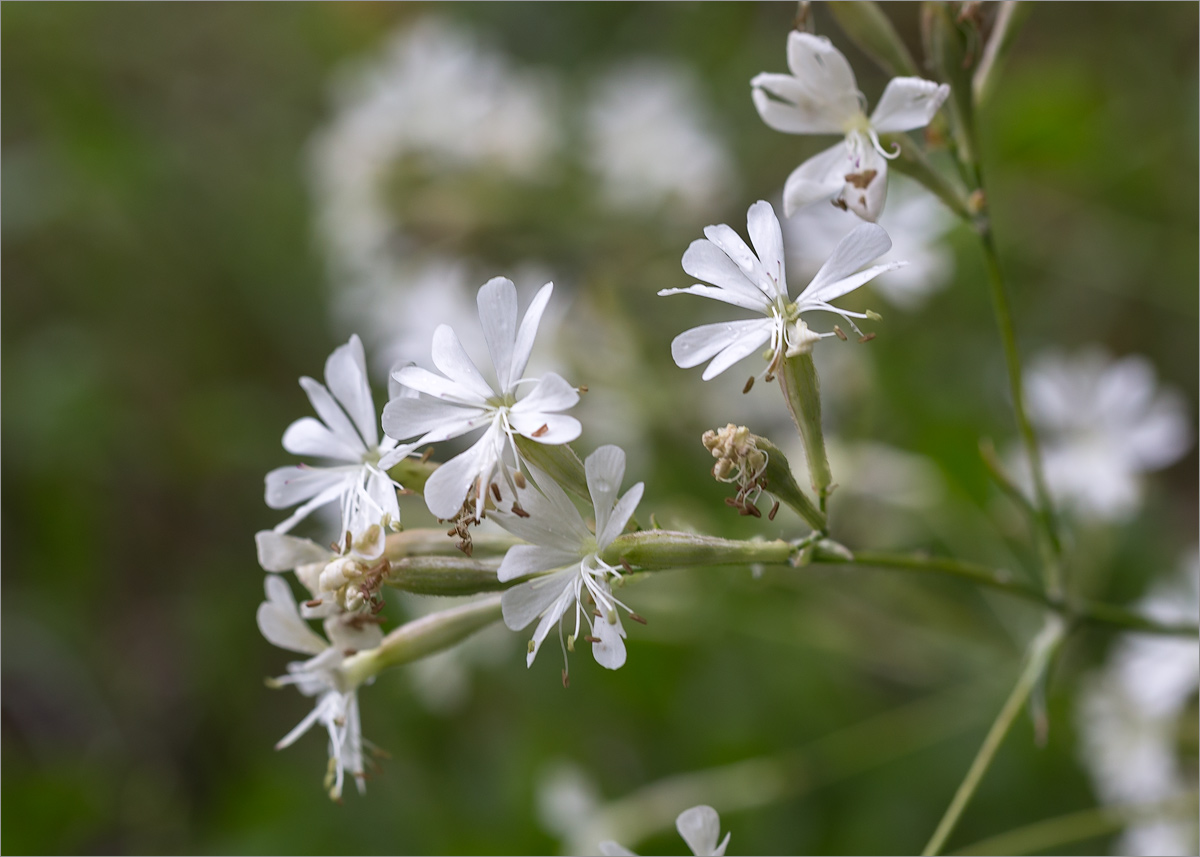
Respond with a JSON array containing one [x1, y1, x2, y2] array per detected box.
[[922, 616, 1066, 856]]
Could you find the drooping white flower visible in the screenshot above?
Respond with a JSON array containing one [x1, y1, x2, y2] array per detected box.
[[659, 200, 903, 380], [783, 174, 955, 310], [751, 31, 949, 221], [382, 277, 582, 521], [265, 335, 412, 554], [255, 528, 389, 615], [584, 60, 735, 214], [493, 445, 644, 674], [256, 576, 384, 800], [1077, 552, 1199, 855], [600, 805, 732, 857], [1014, 348, 1192, 521]]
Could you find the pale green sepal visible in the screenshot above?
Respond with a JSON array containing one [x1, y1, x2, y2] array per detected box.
[[512, 435, 590, 501], [778, 352, 832, 498], [828, 1, 921, 78]]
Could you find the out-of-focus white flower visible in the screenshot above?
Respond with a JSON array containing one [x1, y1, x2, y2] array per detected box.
[[264, 335, 411, 552], [600, 805, 732, 857], [584, 61, 734, 214], [308, 18, 560, 371], [1015, 348, 1192, 521], [493, 445, 644, 674], [782, 175, 955, 310], [751, 32, 949, 221], [383, 278, 581, 520], [660, 200, 902, 380], [1077, 551, 1200, 856], [257, 576, 384, 800]]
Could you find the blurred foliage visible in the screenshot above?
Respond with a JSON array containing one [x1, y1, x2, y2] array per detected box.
[[2, 3, 1196, 855]]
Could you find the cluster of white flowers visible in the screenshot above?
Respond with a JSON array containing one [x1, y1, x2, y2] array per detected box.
[[1077, 551, 1199, 856]]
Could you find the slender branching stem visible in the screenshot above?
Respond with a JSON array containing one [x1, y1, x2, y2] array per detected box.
[[922, 616, 1066, 856]]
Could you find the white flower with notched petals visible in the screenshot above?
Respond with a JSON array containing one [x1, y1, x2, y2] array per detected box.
[[256, 576, 384, 800], [383, 277, 581, 521], [752, 31, 949, 221], [265, 335, 412, 553], [660, 200, 902, 380], [600, 805, 732, 857], [493, 445, 643, 675], [1015, 348, 1192, 521]]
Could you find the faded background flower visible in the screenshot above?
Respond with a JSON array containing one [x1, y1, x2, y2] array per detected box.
[[3, 5, 1196, 855]]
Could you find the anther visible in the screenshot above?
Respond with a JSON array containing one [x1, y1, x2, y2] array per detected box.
[[858, 333, 876, 344], [764, 373, 775, 383], [768, 500, 780, 521], [584, 635, 601, 644], [724, 496, 738, 507], [628, 613, 648, 625], [746, 502, 762, 518], [511, 502, 530, 518], [561, 669, 570, 688], [742, 376, 755, 394], [305, 598, 323, 608], [446, 527, 458, 537], [531, 424, 550, 438], [420, 447, 434, 463], [513, 471, 526, 489], [490, 482, 502, 502], [578, 385, 589, 393], [833, 325, 848, 341], [620, 558, 634, 574]]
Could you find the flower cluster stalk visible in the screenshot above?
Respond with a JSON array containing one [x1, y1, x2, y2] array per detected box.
[[340, 594, 503, 687]]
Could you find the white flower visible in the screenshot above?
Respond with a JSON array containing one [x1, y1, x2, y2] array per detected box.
[[659, 200, 902, 380], [383, 277, 581, 521], [782, 174, 955, 310], [256, 576, 384, 800], [600, 805, 731, 857], [264, 335, 412, 554], [255, 529, 389, 615], [751, 31, 949, 221], [584, 60, 735, 214], [1016, 347, 1192, 521], [493, 445, 644, 673], [1076, 552, 1199, 855]]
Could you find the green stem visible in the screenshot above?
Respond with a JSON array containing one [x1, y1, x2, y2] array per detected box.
[[922, 616, 1066, 856], [813, 550, 1199, 637], [979, 226, 1063, 593], [602, 531, 795, 570], [953, 792, 1199, 856]]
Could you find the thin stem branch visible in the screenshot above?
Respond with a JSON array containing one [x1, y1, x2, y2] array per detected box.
[[978, 224, 1063, 595], [922, 616, 1066, 856]]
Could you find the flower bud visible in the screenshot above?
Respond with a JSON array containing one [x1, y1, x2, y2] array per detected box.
[[828, 1, 920, 78]]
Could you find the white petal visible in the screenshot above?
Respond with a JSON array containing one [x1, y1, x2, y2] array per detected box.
[[497, 544, 581, 582], [585, 445, 627, 540], [258, 576, 328, 655], [591, 610, 627, 670], [430, 324, 495, 402], [598, 842, 638, 857], [525, 586, 576, 667], [751, 73, 847, 135], [870, 78, 951, 133], [679, 239, 771, 307], [783, 143, 850, 217], [282, 417, 363, 462], [841, 145, 889, 222], [1126, 392, 1192, 471], [299, 377, 364, 455], [422, 430, 497, 519], [508, 412, 582, 445], [377, 442, 416, 472], [265, 464, 350, 509], [510, 372, 580, 416], [676, 806, 722, 856], [361, 469, 401, 527], [657, 284, 773, 312], [324, 612, 384, 653], [477, 277, 519, 394], [670, 319, 774, 371], [324, 335, 379, 448], [746, 200, 787, 299], [702, 223, 764, 282], [255, 531, 332, 572], [393, 365, 487, 406], [786, 32, 859, 110], [702, 326, 775, 381], [800, 223, 893, 303], [509, 281, 555, 392], [492, 469, 593, 549], [271, 478, 353, 534], [382, 393, 486, 443], [598, 483, 644, 550], [501, 566, 576, 630]]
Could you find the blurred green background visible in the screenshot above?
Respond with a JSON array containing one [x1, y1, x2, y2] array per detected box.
[[3, 3, 1196, 854]]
